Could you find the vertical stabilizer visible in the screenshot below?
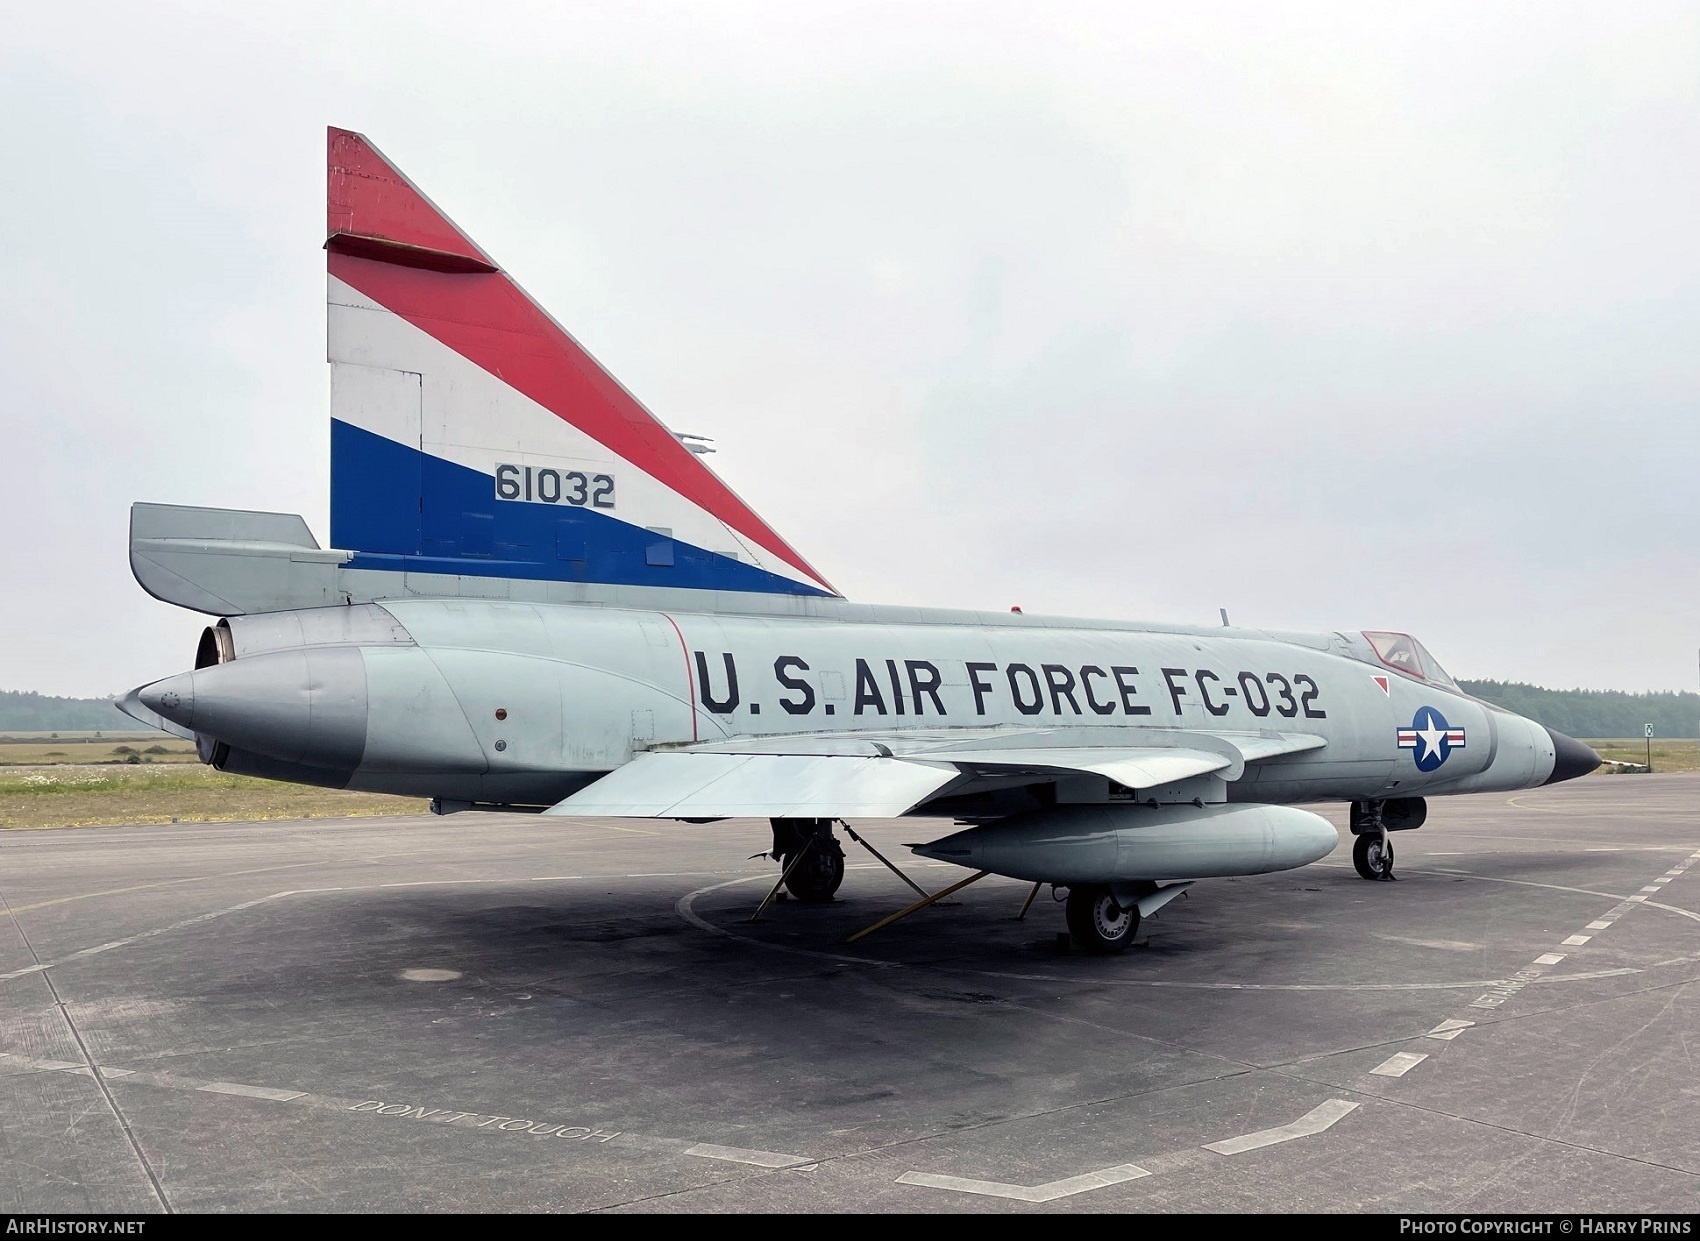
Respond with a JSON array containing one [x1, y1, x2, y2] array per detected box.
[[326, 127, 836, 598]]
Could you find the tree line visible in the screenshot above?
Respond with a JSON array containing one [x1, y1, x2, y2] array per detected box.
[[1458, 681, 1698, 740], [0, 690, 123, 732]]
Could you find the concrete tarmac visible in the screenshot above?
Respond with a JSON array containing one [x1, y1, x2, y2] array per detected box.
[[1, 775, 1697, 1213]]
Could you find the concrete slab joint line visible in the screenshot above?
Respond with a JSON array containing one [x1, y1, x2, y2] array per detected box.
[[1203, 1099, 1360, 1155], [896, 1163, 1152, 1204]]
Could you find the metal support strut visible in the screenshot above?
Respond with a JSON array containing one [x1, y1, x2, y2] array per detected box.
[[749, 838, 815, 923], [845, 870, 990, 945], [1015, 881, 1043, 921], [842, 823, 932, 901]]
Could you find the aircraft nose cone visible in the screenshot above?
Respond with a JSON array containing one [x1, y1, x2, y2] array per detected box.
[[1545, 727, 1602, 784], [137, 672, 196, 729]]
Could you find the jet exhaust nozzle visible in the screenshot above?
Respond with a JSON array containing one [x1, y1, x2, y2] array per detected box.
[[913, 802, 1339, 884]]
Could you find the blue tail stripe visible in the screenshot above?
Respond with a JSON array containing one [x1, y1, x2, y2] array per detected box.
[[330, 420, 830, 596]]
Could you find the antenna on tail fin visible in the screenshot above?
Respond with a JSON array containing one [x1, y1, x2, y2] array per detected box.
[[324, 127, 836, 598]]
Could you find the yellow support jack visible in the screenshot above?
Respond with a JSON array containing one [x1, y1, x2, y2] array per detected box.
[[845, 870, 990, 945]]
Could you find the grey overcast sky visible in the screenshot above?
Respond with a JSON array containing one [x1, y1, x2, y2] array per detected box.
[[2, 2, 1696, 697]]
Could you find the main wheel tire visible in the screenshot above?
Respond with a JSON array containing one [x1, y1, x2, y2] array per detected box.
[[781, 845, 845, 902], [1065, 885, 1139, 953], [1353, 832, 1395, 881]]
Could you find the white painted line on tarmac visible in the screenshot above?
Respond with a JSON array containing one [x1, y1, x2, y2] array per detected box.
[[199, 1081, 307, 1102], [899, 1094, 1376, 1200], [1, 1055, 89, 1074], [1203, 1099, 1359, 1155], [0, 893, 290, 984], [3, 1052, 139, 1080], [1453, 851, 1698, 1022], [897, 1163, 1151, 1203], [684, 1143, 815, 1169], [1642, 901, 1700, 924], [1369, 1052, 1428, 1078]]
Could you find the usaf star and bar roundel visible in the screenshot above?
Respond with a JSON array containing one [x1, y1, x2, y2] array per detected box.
[[1398, 706, 1467, 772]]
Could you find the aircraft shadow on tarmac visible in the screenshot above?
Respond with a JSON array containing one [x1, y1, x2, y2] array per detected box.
[[174, 862, 1524, 1028]]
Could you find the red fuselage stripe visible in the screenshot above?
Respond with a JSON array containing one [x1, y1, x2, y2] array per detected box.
[[659, 612, 699, 742]]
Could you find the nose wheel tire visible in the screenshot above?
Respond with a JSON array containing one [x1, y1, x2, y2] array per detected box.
[[1065, 885, 1140, 953], [1353, 833, 1396, 881], [781, 845, 845, 903]]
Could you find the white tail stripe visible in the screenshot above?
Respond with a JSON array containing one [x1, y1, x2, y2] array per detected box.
[[328, 276, 819, 589]]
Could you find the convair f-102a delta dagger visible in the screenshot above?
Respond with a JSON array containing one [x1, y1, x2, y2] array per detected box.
[[121, 128, 1601, 953]]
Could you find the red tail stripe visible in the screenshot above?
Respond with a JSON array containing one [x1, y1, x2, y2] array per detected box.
[[329, 129, 493, 268], [325, 128, 835, 593]]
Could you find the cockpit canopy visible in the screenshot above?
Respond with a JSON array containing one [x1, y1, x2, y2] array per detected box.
[[1360, 631, 1459, 690]]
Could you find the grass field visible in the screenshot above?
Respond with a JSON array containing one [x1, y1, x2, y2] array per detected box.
[[0, 733, 428, 828], [0, 734, 202, 766], [1586, 737, 1700, 774], [0, 759, 427, 830]]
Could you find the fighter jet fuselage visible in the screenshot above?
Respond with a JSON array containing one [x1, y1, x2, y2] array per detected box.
[[143, 600, 1581, 812], [121, 128, 1600, 952]]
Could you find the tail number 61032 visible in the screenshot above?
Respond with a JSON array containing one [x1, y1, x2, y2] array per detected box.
[[495, 465, 615, 509]]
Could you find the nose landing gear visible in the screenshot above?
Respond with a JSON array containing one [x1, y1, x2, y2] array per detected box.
[[1352, 832, 1396, 881], [1349, 800, 1400, 881]]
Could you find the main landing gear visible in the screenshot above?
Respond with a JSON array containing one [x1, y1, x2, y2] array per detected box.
[[768, 818, 845, 902], [1064, 884, 1140, 953]]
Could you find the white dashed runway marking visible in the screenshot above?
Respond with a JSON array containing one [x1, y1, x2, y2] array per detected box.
[[200, 1081, 307, 1103], [897, 1163, 1152, 1203], [1202, 1099, 1360, 1155], [684, 1143, 815, 1169], [1370, 1052, 1428, 1078], [1425, 1019, 1473, 1041]]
